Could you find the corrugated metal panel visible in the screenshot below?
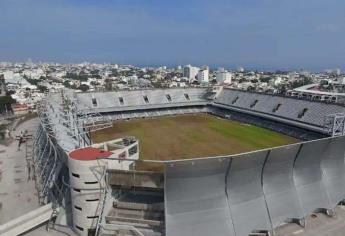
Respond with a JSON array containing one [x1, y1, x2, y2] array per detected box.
[[164, 136, 345, 235], [227, 150, 272, 235], [293, 139, 332, 214], [165, 158, 235, 236], [263, 144, 304, 227], [321, 135, 345, 207]]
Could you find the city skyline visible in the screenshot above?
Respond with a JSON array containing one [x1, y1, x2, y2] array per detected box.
[[1, 0, 345, 71], [0, 60, 342, 74]]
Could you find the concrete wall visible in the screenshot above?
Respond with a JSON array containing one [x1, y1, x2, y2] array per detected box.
[[68, 156, 105, 236], [108, 169, 164, 189], [164, 135, 345, 236], [68, 140, 139, 236]]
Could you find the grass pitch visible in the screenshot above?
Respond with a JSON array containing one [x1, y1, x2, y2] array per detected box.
[[92, 114, 298, 164]]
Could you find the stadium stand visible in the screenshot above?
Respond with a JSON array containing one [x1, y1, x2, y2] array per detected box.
[[70, 87, 345, 142], [209, 107, 325, 140], [75, 88, 344, 138], [33, 88, 345, 236], [214, 89, 345, 129], [76, 88, 208, 113]]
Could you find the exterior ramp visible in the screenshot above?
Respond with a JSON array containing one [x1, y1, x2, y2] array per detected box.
[[0, 203, 53, 236], [227, 150, 272, 236], [165, 158, 235, 236], [293, 138, 333, 215], [321, 135, 345, 208], [262, 144, 304, 228]]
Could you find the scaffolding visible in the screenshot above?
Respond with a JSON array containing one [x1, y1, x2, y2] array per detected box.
[[32, 89, 113, 230], [323, 113, 345, 137]]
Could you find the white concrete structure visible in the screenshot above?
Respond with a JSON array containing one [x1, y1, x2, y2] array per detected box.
[[2, 71, 14, 81], [0, 203, 53, 236], [334, 77, 345, 85], [22, 68, 45, 79], [68, 137, 139, 236], [289, 84, 345, 103], [237, 67, 244, 72], [274, 76, 283, 86], [325, 68, 341, 75], [197, 69, 209, 84], [216, 70, 232, 84], [68, 137, 139, 235], [183, 65, 199, 81]]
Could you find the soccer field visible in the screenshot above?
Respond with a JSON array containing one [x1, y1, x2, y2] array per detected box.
[[92, 114, 299, 162]]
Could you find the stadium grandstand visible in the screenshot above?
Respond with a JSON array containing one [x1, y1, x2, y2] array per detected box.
[[287, 83, 345, 103], [4, 87, 345, 236]]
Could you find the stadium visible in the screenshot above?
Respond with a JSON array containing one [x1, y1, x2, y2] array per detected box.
[[5, 86, 345, 236]]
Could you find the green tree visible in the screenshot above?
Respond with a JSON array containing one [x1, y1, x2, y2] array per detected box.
[[0, 95, 16, 113], [78, 84, 90, 92], [260, 77, 272, 83], [37, 85, 48, 93]]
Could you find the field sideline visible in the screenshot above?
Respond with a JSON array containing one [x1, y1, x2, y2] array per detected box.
[[92, 114, 299, 162]]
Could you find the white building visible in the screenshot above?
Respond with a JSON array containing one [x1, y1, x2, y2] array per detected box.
[[2, 71, 15, 80], [183, 65, 199, 81], [237, 67, 244, 72], [22, 68, 45, 79], [325, 68, 341, 75], [216, 70, 232, 84], [68, 138, 139, 235], [334, 77, 345, 85], [272, 76, 283, 86], [197, 68, 209, 84]]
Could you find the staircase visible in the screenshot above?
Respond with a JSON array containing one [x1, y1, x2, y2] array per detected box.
[[102, 191, 165, 236]]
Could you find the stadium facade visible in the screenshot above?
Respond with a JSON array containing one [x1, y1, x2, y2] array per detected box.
[[28, 87, 345, 236]]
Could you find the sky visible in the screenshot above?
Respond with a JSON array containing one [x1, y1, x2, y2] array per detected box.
[[0, 0, 345, 71]]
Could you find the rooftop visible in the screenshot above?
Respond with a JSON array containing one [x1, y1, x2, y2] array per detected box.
[[69, 147, 112, 161]]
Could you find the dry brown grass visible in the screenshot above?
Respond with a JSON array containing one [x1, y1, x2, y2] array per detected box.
[[92, 114, 299, 171]]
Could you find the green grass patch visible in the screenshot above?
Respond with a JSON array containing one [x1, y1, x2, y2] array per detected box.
[[92, 114, 298, 166]]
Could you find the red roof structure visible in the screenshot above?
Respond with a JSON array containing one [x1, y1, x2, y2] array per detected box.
[[12, 103, 28, 110], [69, 147, 112, 161]]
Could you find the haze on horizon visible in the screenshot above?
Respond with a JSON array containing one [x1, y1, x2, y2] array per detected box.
[[0, 0, 345, 71]]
